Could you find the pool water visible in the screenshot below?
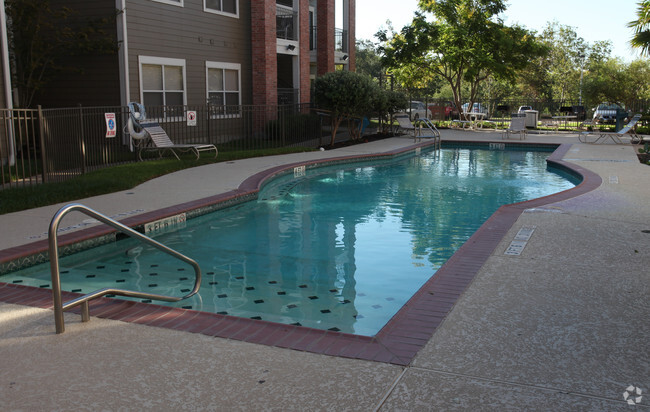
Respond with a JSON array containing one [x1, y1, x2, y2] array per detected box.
[[4, 146, 578, 336]]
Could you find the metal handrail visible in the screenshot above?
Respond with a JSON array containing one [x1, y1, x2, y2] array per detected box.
[[49, 203, 202, 334]]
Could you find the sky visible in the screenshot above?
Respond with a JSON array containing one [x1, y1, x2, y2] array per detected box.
[[355, 0, 643, 62]]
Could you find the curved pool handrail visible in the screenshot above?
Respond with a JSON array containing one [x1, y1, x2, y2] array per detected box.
[[49, 203, 202, 334]]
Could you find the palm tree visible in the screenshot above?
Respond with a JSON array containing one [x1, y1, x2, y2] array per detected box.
[[629, 1, 650, 56]]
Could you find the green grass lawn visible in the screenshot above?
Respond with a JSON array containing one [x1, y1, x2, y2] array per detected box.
[[0, 147, 314, 215]]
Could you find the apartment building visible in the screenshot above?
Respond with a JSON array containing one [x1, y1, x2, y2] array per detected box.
[[0, 0, 356, 109]]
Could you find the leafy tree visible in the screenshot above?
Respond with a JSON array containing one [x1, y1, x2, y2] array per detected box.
[[516, 22, 612, 105], [5, 0, 118, 107], [582, 58, 650, 109], [538, 23, 588, 101], [625, 59, 650, 100], [370, 89, 408, 133], [314, 71, 379, 145], [378, 0, 545, 120], [371, 89, 407, 118], [582, 58, 627, 107], [478, 75, 518, 113], [629, 0, 650, 56], [355, 39, 383, 80]]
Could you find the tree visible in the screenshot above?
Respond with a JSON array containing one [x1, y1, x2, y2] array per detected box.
[[582, 58, 650, 108], [371, 89, 408, 133], [378, 0, 545, 120], [314, 71, 379, 145], [515, 23, 612, 105], [355, 39, 383, 80], [629, 0, 650, 56], [5, 0, 118, 107]]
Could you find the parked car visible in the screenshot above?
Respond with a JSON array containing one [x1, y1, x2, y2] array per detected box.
[[428, 101, 459, 119], [592, 102, 622, 123], [461, 102, 489, 117], [518, 105, 533, 113], [409, 101, 430, 121]]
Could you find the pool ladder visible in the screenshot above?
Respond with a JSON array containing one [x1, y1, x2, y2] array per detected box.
[[49, 203, 202, 334], [415, 118, 441, 150]]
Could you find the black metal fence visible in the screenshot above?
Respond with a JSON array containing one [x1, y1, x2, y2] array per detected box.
[[1, 103, 324, 188], [407, 97, 650, 121]]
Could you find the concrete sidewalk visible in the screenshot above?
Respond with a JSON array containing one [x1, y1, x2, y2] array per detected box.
[[1, 130, 648, 410]]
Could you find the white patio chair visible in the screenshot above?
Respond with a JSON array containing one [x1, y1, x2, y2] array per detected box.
[[502, 115, 527, 140], [138, 122, 218, 160]]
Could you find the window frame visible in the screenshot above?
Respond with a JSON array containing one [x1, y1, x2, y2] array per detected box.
[[150, 0, 184, 7], [203, 0, 239, 18], [206, 61, 242, 118], [138, 56, 187, 121]]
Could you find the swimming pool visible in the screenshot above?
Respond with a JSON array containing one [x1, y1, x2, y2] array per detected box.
[[3, 145, 578, 336]]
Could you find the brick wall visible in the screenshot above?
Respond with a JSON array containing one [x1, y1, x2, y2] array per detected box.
[[348, 0, 356, 72], [251, 1, 277, 106], [316, 0, 335, 76], [299, 0, 311, 104]]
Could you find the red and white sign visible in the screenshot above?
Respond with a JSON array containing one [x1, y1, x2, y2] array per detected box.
[[105, 113, 116, 138], [187, 110, 197, 127]]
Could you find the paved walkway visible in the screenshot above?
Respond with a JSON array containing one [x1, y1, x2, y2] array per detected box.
[[1, 130, 648, 410]]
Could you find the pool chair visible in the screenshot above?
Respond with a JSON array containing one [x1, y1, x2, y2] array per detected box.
[[394, 113, 441, 144], [578, 113, 642, 144], [137, 122, 218, 160], [502, 115, 527, 140]]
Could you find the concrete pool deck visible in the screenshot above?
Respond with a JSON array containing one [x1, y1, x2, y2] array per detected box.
[[1, 129, 648, 410]]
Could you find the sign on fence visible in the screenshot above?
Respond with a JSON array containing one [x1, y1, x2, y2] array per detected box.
[[105, 113, 116, 138], [187, 110, 197, 126]]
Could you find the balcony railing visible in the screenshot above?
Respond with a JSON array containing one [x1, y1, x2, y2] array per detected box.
[[309, 27, 349, 53], [310, 26, 316, 51], [335, 28, 348, 53], [276, 7, 297, 41], [278, 88, 299, 105]]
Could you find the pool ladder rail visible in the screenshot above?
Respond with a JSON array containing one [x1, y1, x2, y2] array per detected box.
[[49, 203, 202, 334], [414, 118, 441, 150]]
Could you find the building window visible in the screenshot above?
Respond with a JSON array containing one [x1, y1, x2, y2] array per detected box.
[[204, 0, 238, 17], [206, 62, 241, 116], [151, 0, 184, 7], [139, 56, 186, 116]]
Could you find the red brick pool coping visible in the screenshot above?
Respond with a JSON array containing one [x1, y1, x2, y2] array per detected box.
[[0, 142, 601, 366]]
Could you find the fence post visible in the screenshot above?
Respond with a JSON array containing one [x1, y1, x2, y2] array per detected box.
[[206, 102, 211, 145], [78, 105, 86, 174], [37, 105, 48, 184]]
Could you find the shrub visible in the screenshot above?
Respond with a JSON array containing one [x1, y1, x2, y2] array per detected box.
[[314, 71, 379, 145]]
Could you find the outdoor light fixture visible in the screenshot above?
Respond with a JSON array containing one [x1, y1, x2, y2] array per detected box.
[[342, 55, 349, 60], [286, 44, 296, 51]]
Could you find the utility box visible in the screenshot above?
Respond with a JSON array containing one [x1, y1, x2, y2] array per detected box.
[[524, 110, 539, 128], [615, 109, 628, 132]]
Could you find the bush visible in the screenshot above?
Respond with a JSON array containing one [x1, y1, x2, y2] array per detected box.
[[314, 71, 380, 145], [373, 89, 408, 118]]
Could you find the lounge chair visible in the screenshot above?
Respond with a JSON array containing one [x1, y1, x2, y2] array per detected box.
[[578, 113, 642, 144], [502, 115, 527, 140], [394, 113, 441, 146], [138, 122, 218, 160]]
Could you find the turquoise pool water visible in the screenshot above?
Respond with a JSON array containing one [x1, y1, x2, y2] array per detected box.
[[4, 146, 578, 336]]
